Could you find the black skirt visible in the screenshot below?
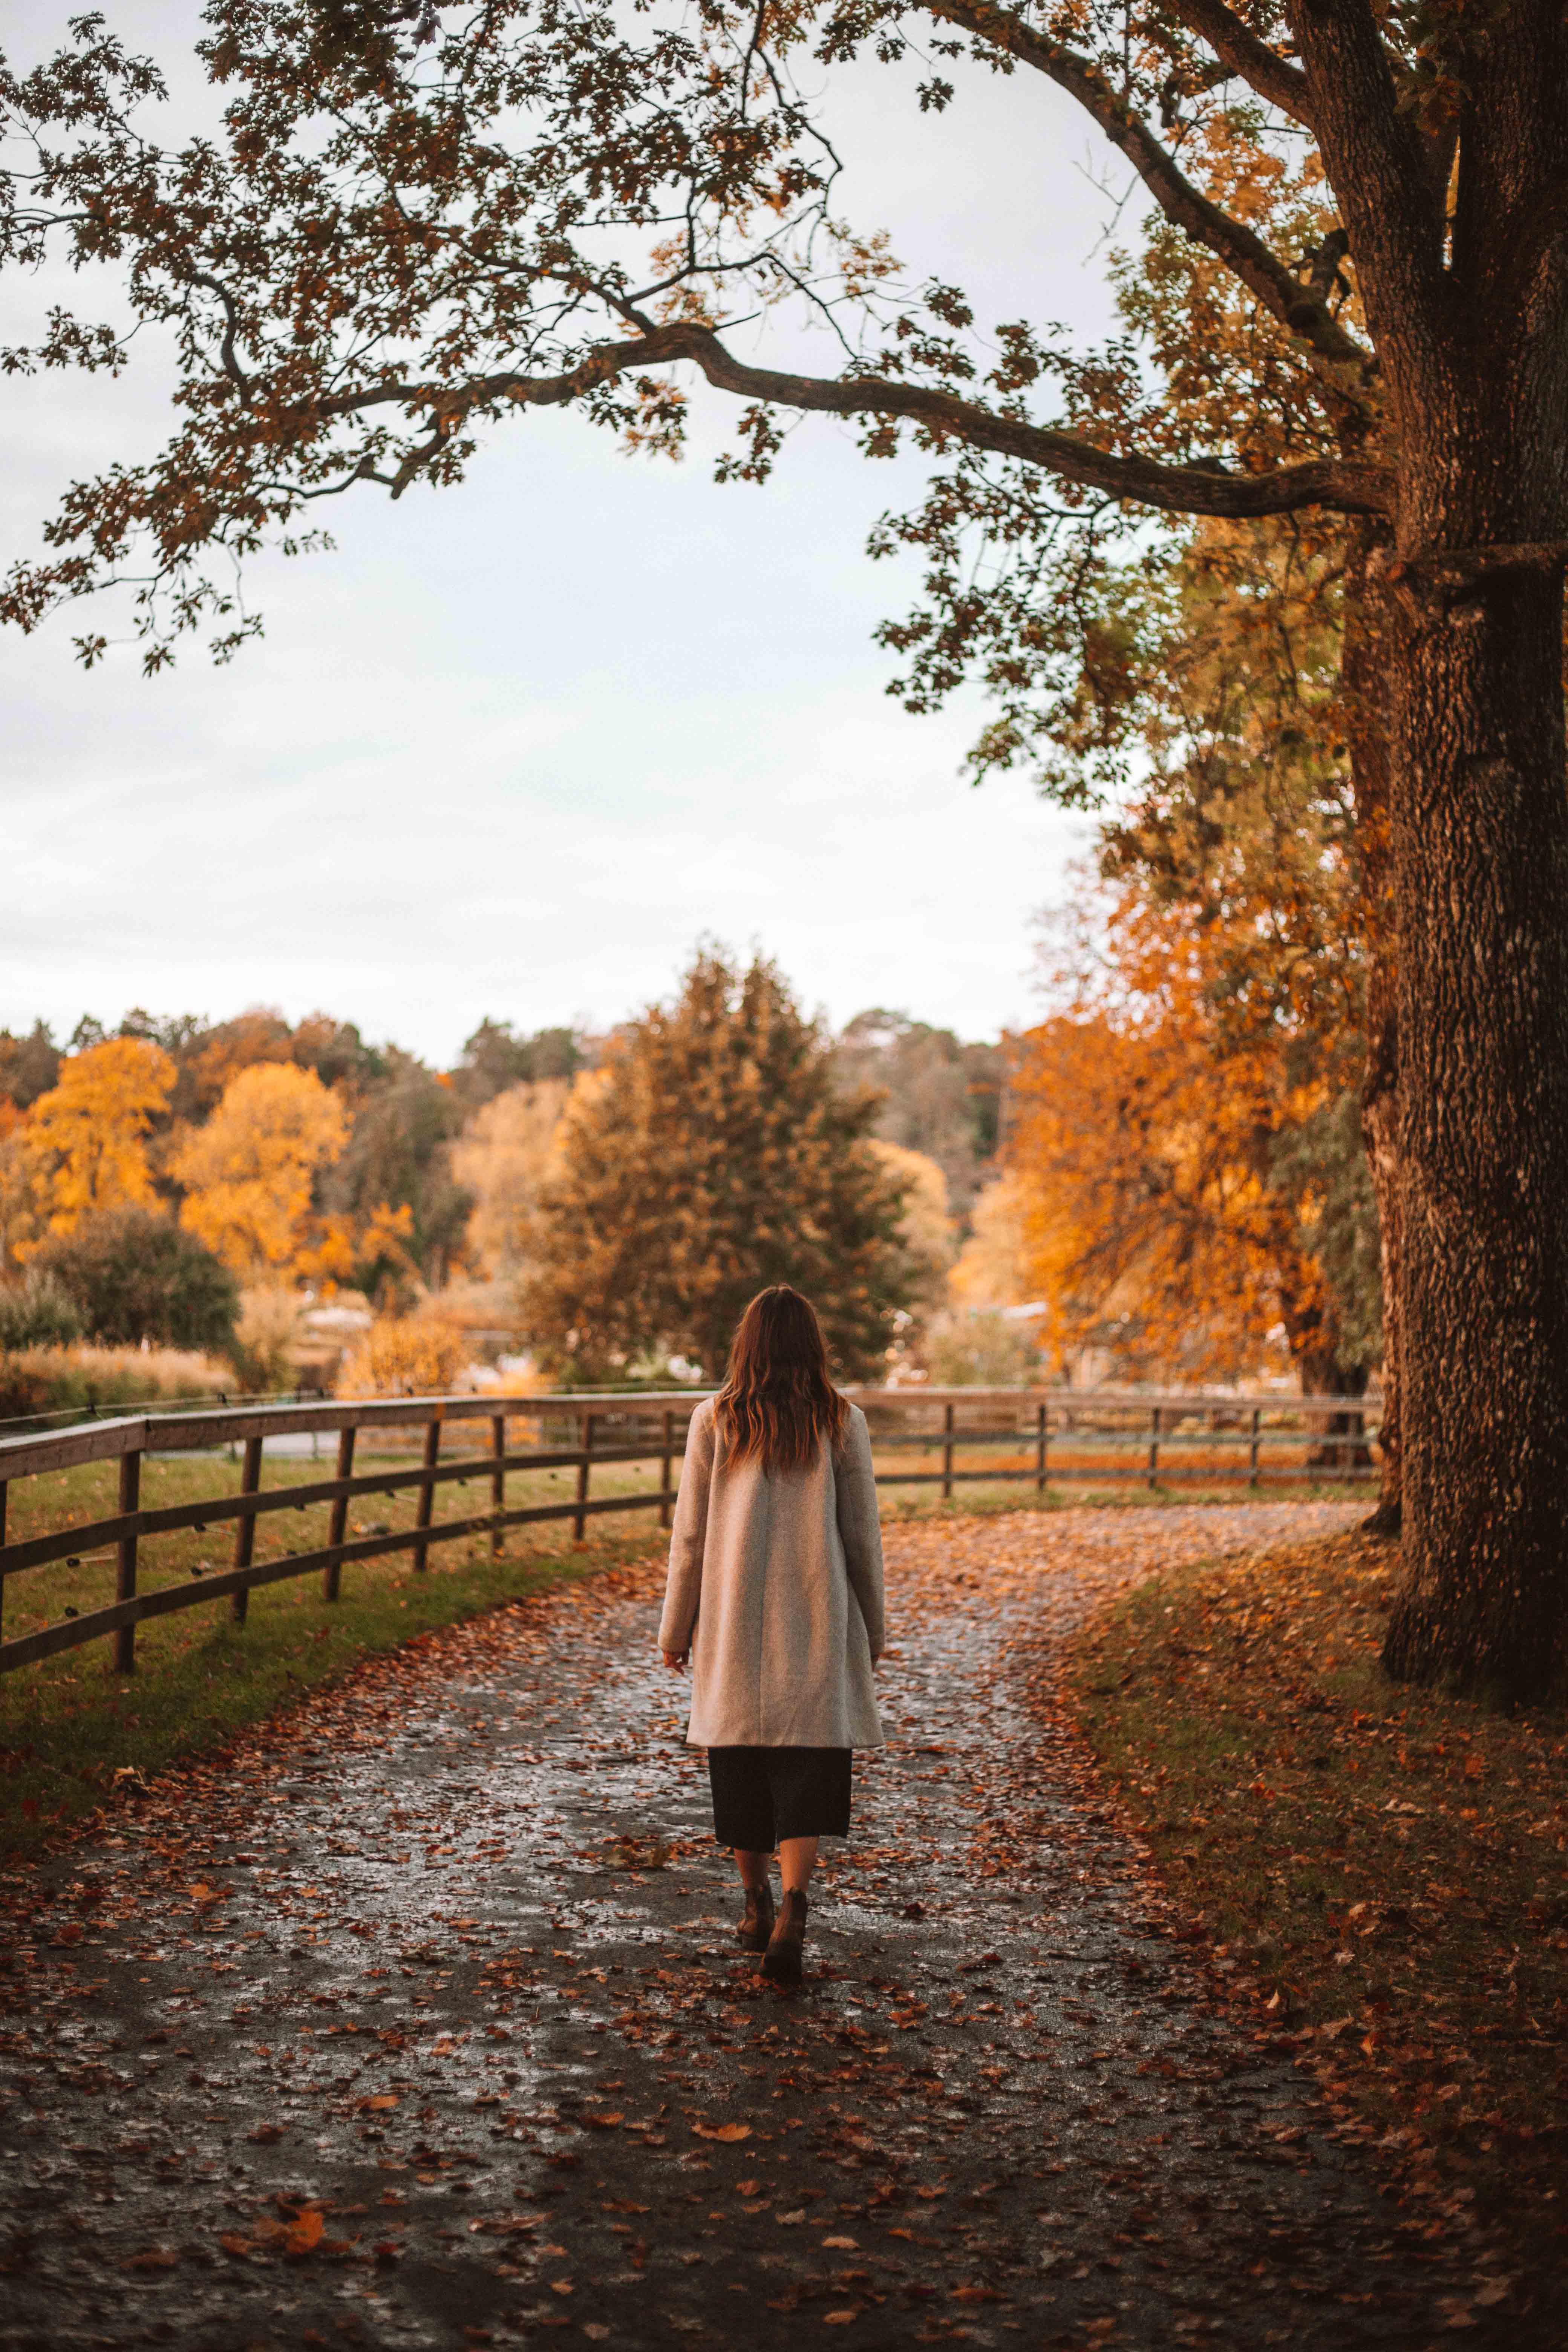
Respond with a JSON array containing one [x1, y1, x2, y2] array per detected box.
[[707, 1744, 853, 1848]]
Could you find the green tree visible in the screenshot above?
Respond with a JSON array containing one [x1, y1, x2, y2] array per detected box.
[[452, 1019, 583, 1115], [38, 1207, 240, 1351], [522, 949, 911, 1382]]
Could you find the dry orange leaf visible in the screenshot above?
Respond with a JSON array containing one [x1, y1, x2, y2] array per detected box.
[[583, 2110, 625, 2129], [365, 2094, 399, 2110], [124, 2248, 179, 2272], [824, 2313, 860, 2327], [692, 2121, 750, 2142], [549, 2278, 574, 2296], [284, 2210, 325, 2257], [822, 2235, 858, 2249]]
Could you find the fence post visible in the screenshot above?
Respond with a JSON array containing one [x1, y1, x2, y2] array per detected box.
[[574, 1411, 595, 1542], [1147, 1406, 1161, 1490], [491, 1414, 506, 1556], [413, 1415, 441, 1574], [1249, 1407, 1262, 1489], [942, 1402, 955, 1502], [324, 1424, 356, 1600], [115, 1444, 142, 1672], [232, 1434, 262, 1625], [659, 1409, 674, 1530], [1035, 1401, 1047, 1497]]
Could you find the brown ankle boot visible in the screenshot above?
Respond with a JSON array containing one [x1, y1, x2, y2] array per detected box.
[[737, 1879, 776, 1954], [762, 1888, 808, 1983]]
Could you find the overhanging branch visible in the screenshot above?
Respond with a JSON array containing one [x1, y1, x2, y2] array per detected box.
[[322, 322, 1395, 519]]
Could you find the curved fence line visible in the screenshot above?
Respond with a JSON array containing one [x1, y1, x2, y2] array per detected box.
[[0, 1385, 1380, 1677]]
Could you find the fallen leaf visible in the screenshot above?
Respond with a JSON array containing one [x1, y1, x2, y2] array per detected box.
[[583, 2111, 625, 2130], [123, 2248, 179, 2272], [247, 2123, 287, 2145], [824, 2313, 860, 2327], [691, 2121, 750, 2143], [364, 2095, 400, 2111], [550, 2278, 574, 2295], [284, 2210, 325, 2257], [822, 2236, 858, 2249]]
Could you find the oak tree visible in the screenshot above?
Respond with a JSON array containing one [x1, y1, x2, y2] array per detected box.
[[7, 5, 1568, 1692]]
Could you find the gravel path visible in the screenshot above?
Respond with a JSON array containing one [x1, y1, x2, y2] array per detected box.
[[0, 1502, 1501, 2349]]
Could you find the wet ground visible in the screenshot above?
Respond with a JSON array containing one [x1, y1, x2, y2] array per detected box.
[[0, 1503, 1521, 2349]]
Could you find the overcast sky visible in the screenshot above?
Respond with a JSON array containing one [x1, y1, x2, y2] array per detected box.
[[4, 4, 1129, 1066]]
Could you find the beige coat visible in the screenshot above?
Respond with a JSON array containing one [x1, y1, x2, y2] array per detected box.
[[657, 1398, 886, 1750]]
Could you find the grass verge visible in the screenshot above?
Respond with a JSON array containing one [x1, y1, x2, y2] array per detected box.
[[1066, 1525, 1568, 2271]]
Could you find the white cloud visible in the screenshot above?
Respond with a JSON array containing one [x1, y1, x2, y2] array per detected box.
[[3, 2, 1119, 1061]]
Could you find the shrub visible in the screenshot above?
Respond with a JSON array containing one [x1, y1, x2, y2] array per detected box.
[[229, 1286, 303, 1393], [924, 1309, 1041, 1387], [337, 1311, 469, 1397], [0, 1269, 84, 1351], [38, 1208, 239, 1351], [0, 1346, 233, 1424]]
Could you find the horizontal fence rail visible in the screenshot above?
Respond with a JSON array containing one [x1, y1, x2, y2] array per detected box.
[[0, 1385, 1379, 1678]]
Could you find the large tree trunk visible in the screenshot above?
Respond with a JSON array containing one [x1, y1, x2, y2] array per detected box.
[[1382, 555, 1568, 1699], [1341, 527, 1403, 1534]]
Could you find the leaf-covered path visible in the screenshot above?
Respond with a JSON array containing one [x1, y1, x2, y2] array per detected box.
[[0, 1504, 1507, 2349]]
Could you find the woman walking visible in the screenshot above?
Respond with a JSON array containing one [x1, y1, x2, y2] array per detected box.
[[658, 1285, 886, 1984]]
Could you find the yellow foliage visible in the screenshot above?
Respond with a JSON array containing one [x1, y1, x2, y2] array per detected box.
[[173, 1063, 348, 1278], [448, 1078, 571, 1278], [949, 1172, 1036, 1313], [23, 1039, 175, 1241], [336, 1311, 469, 1398], [869, 1140, 954, 1301]]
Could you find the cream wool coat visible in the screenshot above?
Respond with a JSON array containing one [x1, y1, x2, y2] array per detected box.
[[657, 1397, 886, 1750]]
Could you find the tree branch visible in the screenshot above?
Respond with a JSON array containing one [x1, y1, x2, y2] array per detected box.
[[321, 322, 1394, 519], [1285, 0, 1444, 331], [1168, 0, 1314, 125], [922, 2, 1367, 384]]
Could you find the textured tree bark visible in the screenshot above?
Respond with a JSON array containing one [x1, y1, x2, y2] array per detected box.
[[1382, 557, 1568, 1697], [1341, 529, 1403, 1533]]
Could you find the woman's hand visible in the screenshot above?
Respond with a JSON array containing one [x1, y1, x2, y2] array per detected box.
[[662, 1649, 689, 1672]]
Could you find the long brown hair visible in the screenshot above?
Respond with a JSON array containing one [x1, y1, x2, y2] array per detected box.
[[714, 1286, 849, 1476]]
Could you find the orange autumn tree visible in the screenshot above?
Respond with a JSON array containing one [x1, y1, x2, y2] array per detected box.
[[174, 1062, 349, 1280], [1010, 885, 1376, 1394], [22, 1038, 175, 1242]]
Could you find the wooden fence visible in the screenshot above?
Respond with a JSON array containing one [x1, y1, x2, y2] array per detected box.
[[0, 1384, 1378, 1679]]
